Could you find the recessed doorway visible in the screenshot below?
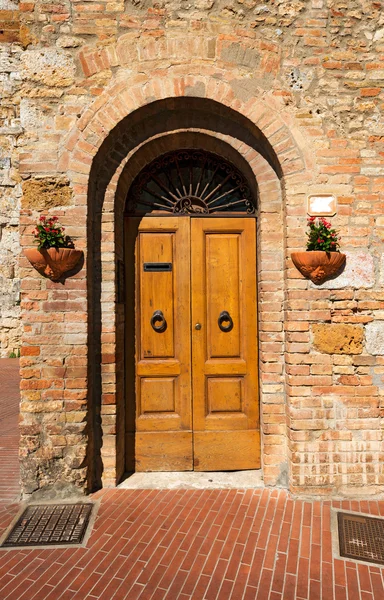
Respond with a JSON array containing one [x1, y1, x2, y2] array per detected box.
[[124, 150, 260, 473]]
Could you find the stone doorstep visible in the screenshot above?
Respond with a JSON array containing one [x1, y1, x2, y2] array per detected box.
[[118, 470, 264, 490]]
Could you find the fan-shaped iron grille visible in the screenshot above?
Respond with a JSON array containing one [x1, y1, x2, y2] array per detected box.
[[126, 150, 256, 216]]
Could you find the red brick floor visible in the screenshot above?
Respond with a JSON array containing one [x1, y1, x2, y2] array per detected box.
[[0, 359, 20, 503], [1, 361, 384, 599], [1, 489, 384, 599]]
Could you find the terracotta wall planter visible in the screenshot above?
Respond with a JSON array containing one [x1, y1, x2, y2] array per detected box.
[[291, 250, 346, 285], [24, 247, 83, 281]]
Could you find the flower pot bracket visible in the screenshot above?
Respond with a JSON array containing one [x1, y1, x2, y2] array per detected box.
[[24, 248, 83, 281], [291, 251, 346, 285]]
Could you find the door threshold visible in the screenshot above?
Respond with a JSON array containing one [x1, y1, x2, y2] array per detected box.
[[118, 470, 264, 490]]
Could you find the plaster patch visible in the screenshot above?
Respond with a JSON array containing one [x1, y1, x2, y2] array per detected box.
[[315, 251, 375, 289], [221, 43, 260, 69], [0, 0, 18, 7], [365, 322, 384, 356], [286, 67, 314, 91], [230, 78, 261, 102]]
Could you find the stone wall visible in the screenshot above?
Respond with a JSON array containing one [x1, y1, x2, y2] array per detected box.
[[2, 0, 384, 496], [0, 7, 22, 357]]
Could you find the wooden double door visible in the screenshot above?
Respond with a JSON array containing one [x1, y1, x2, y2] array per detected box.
[[125, 216, 260, 472]]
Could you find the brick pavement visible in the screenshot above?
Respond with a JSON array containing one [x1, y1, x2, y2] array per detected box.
[[1, 360, 384, 599], [1, 489, 384, 599]]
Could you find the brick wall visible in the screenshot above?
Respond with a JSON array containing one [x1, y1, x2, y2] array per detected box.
[[0, 8, 19, 45], [7, 0, 384, 497]]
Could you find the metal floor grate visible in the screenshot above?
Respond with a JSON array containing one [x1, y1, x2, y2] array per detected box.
[[338, 511, 384, 565], [1, 503, 94, 548]]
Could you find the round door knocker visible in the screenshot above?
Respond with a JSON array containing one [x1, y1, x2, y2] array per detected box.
[[218, 310, 233, 333], [150, 310, 167, 333]]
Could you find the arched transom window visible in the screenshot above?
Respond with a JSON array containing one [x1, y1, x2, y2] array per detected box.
[[126, 149, 257, 216]]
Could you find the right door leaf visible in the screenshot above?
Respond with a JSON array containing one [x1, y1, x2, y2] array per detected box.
[[191, 218, 260, 471]]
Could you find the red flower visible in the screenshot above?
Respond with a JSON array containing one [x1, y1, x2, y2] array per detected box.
[[317, 238, 323, 243], [320, 218, 331, 229]]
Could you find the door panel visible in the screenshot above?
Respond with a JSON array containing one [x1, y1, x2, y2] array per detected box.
[[134, 217, 192, 471], [191, 218, 260, 471], [135, 432, 194, 472], [206, 233, 241, 358], [193, 431, 260, 471], [139, 232, 174, 359]]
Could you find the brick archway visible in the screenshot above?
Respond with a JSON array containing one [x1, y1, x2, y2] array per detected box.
[[63, 74, 311, 186], [20, 68, 315, 496], [106, 130, 285, 487], [92, 123, 288, 489]]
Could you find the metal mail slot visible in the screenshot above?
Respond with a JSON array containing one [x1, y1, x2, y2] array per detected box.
[[143, 262, 173, 272]]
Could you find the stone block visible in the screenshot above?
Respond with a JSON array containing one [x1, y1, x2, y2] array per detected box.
[[312, 324, 364, 355], [56, 36, 84, 49], [20, 48, 75, 87], [365, 322, 384, 356], [22, 177, 72, 210], [315, 251, 375, 289], [19, 99, 44, 130]]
